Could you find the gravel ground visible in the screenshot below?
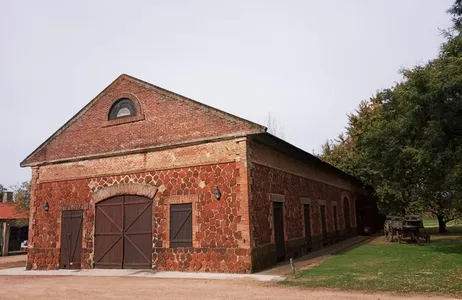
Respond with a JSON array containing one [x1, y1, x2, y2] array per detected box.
[[0, 276, 457, 300], [0, 254, 26, 264]]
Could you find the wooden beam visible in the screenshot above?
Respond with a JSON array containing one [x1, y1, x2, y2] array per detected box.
[[1, 222, 9, 256]]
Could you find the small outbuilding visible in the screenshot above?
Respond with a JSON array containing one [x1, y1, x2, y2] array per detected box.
[[21, 74, 378, 272], [0, 192, 28, 256]]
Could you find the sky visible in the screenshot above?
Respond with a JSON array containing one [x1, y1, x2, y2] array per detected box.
[[0, 0, 454, 188]]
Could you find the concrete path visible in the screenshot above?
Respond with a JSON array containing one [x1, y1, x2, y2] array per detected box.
[[0, 236, 370, 278], [0, 267, 283, 282], [258, 235, 371, 275], [0, 254, 26, 264]]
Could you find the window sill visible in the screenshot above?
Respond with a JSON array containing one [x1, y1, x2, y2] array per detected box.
[[102, 114, 145, 127]]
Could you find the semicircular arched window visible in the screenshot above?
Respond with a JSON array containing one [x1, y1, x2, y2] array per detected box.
[[108, 98, 137, 120]]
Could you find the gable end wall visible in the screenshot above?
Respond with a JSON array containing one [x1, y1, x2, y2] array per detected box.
[[27, 138, 253, 273]]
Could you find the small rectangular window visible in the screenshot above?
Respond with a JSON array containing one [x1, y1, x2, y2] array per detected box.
[[170, 203, 192, 248]]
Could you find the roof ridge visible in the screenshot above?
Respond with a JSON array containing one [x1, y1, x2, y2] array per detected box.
[[121, 74, 266, 130], [21, 74, 266, 167]]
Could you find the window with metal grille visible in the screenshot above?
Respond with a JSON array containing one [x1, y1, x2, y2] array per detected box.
[[108, 98, 136, 120], [170, 203, 192, 248]]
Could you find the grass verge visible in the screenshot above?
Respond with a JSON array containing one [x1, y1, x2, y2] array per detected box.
[[283, 226, 462, 296]]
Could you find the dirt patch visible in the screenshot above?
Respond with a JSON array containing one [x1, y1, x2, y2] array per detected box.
[[0, 254, 27, 264], [297, 256, 332, 271], [0, 275, 458, 300], [368, 236, 388, 244], [0, 261, 25, 270], [430, 235, 462, 241]]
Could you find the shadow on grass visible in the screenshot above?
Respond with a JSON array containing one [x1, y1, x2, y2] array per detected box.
[[426, 238, 462, 254], [426, 225, 462, 236], [331, 231, 462, 257]]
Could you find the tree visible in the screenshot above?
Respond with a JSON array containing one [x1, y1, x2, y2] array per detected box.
[[0, 184, 5, 201], [320, 1, 462, 232], [266, 112, 285, 140], [13, 181, 31, 211], [12, 181, 31, 226]]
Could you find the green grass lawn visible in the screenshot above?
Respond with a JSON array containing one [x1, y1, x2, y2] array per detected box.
[[284, 227, 462, 296], [423, 218, 459, 228]]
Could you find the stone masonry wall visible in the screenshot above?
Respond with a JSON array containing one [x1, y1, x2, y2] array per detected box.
[[248, 141, 362, 272], [27, 139, 252, 273]]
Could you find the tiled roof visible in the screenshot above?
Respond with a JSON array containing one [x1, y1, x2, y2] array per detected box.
[[0, 203, 28, 220]]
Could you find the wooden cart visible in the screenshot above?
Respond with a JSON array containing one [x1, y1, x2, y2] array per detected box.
[[384, 215, 430, 245]]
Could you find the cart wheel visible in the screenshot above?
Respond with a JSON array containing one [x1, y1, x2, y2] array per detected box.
[[386, 232, 393, 242], [412, 233, 424, 246], [425, 233, 430, 243]]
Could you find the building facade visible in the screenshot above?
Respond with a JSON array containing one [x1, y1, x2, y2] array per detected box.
[[21, 74, 377, 272], [1, 192, 28, 256]]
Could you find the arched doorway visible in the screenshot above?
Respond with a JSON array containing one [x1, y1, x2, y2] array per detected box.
[[94, 195, 152, 269], [343, 197, 351, 233]]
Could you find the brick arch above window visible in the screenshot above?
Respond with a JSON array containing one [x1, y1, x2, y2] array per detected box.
[[341, 191, 351, 203], [91, 183, 158, 204], [103, 93, 145, 127]]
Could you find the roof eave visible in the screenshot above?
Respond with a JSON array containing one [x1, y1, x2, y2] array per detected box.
[[249, 132, 373, 193]]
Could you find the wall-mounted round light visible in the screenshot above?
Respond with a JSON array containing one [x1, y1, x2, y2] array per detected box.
[[214, 186, 221, 200]]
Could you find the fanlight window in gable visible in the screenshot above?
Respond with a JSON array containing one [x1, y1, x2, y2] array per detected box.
[[108, 98, 136, 120]]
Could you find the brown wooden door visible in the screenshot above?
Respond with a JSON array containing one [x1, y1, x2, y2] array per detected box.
[[123, 195, 153, 269], [344, 198, 351, 233], [94, 195, 152, 269], [273, 202, 285, 262], [170, 204, 193, 248], [303, 204, 312, 250], [320, 205, 327, 244], [333, 206, 339, 240], [60, 210, 83, 269]]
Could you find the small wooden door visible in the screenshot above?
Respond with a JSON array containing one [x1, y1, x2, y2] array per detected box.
[[60, 210, 83, 269], [344, 198, 351, 233], [273, 202, 285, 262], [94, 195, 152, 269], [303, 204, 312, 250], [320, 206, 327, 244], [333, 206, 339, 241]]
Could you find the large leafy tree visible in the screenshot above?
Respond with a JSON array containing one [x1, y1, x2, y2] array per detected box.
[[320, 1, 462, 233], [13, 181, 31, 211], [0, 184, 5, 201], [11, 181, 31, 227]]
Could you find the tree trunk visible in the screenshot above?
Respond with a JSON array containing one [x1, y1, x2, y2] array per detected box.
[[437, 214, 447, 233]]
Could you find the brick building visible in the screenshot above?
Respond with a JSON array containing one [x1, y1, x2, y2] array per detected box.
[[1, 192, 28, 256], [21, 74, 377, 272]]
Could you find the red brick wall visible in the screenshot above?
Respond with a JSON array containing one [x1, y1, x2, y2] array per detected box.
[[24, 75, 262, 165], [250, 163, 355, 243], [248, 140, 365, 271], [28, 161, 251, 273]]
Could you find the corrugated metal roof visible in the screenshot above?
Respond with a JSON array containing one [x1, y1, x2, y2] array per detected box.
[[0, 203, 28, 220]]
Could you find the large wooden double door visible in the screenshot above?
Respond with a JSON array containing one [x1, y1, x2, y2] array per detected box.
[[94, 195, 152, 269]]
